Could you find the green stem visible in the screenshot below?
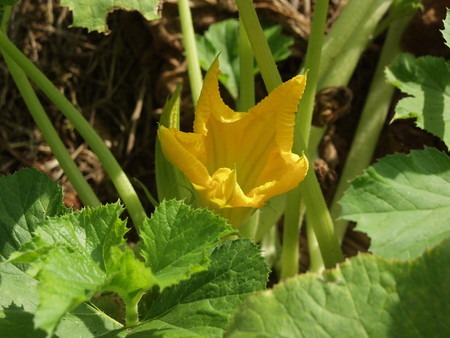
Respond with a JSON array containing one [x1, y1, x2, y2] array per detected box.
[[307, 221, 323, 272], [1, 6, 100, 207], [178, 0, 203, 104], [317, 0, 393, 89], [331, 13, 415, 241], [280, 194, 305, 278], [296, 0, 329, 146], [237, 18, 254, 111], [306, 0, 394, 167], [300, 166, 343, 267], [124, 291, 145, 327], [3, 55, 101, 207], [235, 0, 281, 92], [282, 0, 343, 277], [294, 0, 330, 274], [236, 0, 343, 270], [304, 0, 394, 270], [0, 31, 147, 228]]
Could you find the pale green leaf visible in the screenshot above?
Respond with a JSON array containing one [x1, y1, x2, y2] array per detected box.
[[442, 9, 450, 48], [60, 0, 162, 32], [0, 262, 39, 311], [225, 240, 450, 338], [10, 202, 127, 269], [105, 240, 269, 337], [340, 148, 450, 260], [105, 246, 156, 300], [0, 261, 45, 337], [0, 262, 121, 337], [32, 246, 106, 333], [0, 168, 66, 262], [55, 303, 123, 337], [9, 203, 153, 335], [140, 200, 236, 290], [386, 53, 450, 147], [0, 303, 47, 338]]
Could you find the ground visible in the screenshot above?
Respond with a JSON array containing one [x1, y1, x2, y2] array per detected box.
[[0, 0, 448, 271]]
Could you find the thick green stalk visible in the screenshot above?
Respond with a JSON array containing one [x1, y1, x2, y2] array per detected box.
[[300, 168, 344, 267], [235, 0, 281, 92], [280, 192, 305, 278], [178, 0, 203, 104], [281, 0, 332, 278], [236, 0, 343, 270], [331, 14, 415, 240], [305, 0, 394, 271], [0, 31, 147, 228], [124, 291, 145, 327], [307, 221, 323, 272], [308, 0, 393, 157], [296, 0, 329, 145], [237, 18, 254, 111], [318, 0, 393, 88], [1, 6, 100, 207]]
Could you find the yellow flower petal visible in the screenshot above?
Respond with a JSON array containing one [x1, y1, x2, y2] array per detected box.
[[158, 58, 309, 227], [157, 126, 209, 187]]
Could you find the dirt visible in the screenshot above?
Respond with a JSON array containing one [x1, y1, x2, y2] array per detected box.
[[0, 0, 448, 272]]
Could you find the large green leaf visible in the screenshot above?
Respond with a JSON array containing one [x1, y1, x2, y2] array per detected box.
[[60, 0, 162, 32], [8, 203, 149, 335], [225, 240, 450, 337], [0, 262, 122, 337], [139, 199, 236, 290], [104, 240, 269, 337], [0, 262, 44, 337], [0, 168, 67, 264], [386, 53, 450, 147], [0, 170, 123, 336], [340, 148, 450, 260]]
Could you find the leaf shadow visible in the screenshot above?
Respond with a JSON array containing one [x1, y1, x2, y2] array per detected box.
[[0, 303, 46, 338]]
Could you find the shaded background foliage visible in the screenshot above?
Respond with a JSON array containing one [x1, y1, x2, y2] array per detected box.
[[0, 0, 448, 271]]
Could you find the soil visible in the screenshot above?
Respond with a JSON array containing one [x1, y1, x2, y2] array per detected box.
[[0, 0, 448, 272]]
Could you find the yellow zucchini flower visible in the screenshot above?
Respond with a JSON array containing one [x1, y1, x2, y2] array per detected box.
[[158, 59, 308, 227]]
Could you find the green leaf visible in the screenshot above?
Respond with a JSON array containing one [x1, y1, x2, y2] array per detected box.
[[0, 262, 39, 311], [105, 240, 269, 337], [442, 9, 450, 49], [59, 0, 162, 32], [196, 19, 293, 100], [32, 246, 106, 332], [0, 262, 42, 338], [140, 200, 236, 290], [54, 303, 123, 337], [225, 240, 450, 338], [262, 24, 294, 66], [0, 262, 121, 337], [340, 148, 450, 260], [386, 53, 450, 147], [0, 168, 66, 262], [196, 19, 240, 99], [8, 203, 152, 335]]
